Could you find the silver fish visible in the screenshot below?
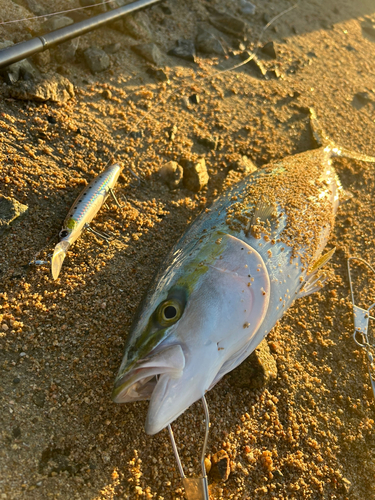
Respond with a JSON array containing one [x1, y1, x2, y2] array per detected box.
[[112, 110, 375, 435], [51, 164, 122, 280]]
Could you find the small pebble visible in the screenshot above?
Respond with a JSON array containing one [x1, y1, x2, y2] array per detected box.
[[12, 427, 21, 439], [246, 55, 267, 77], [84, 47, 111, 74], [352, 91, 374, 110], [101, 89, 112, 100], [209, 13, 247, 38], [33, 393, 45, 408], [209, 450, 230, 482], [188, 94, 200, 105], [131, 43, 163, 66], [168, 39, 196, 62], [159, 161, 183, 189], [104, 42, 122, 54], [146, 67, 169, 81], [229, 339, 277, 389], [7, 73, 75, 103], [267, 67, 282, 79], [122, 11, 152, 40], [168, 124, 177, 141], [196, 134, 218, 150], [261, 41, 277, 59], [182, 158, 209, 192], [230, 155, 257, 174], [160, 4, 172, 15], [195, 30, 225, 56], [53, 39, 80, 64], [239, 0, 256, 16], [129, 130, 144, 139]]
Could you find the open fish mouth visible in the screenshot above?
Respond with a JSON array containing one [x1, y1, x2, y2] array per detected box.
[[112, 344, 185, 403]]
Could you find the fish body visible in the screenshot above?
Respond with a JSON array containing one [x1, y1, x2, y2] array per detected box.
[[112, 112, 375, 435], [51, 164, 121, 280]]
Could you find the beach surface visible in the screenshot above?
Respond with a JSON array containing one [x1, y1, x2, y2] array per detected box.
[[1, 0, 375, 498]]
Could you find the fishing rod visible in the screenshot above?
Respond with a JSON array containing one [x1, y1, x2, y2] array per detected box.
[[0, 0, 161, 70]]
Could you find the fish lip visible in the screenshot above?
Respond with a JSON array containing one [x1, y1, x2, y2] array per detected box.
[[51, 240, 70, 280], [111, 344, 185, 403], [111, 368, 156, 403], [111, 360, 157, 402], [144, 376, 174, 435]]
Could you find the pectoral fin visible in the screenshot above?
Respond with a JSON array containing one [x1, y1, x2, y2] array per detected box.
[[51, 240, 70, 280], [298, 247, 335, 298]]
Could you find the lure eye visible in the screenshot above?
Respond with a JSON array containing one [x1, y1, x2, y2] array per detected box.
[[59, 229, 69, 239], [157, 300, 182, 327]]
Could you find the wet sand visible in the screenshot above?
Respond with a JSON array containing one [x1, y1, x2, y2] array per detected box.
[[1, 0, 375, 498]]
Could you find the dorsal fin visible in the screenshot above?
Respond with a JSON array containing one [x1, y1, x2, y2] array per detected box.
[[309, 108, 375, 163]]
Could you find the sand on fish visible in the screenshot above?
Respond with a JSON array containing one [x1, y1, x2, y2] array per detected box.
[[1, 0, 375, 498]]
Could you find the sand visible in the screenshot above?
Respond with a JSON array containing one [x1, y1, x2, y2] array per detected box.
[[1, 0, 375, 498]]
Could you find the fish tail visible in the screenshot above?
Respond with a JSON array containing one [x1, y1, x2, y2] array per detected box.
[[51, 240, 70, 280], [309, 107, 375, 163]]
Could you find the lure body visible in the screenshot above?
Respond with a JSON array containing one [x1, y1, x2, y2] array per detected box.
[[112, 112, 375, 435], [51, 163, 121, 280]]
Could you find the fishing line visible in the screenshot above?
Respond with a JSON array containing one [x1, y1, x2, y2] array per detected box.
[[0, 0, 115, 26], [104, 2, 299, 169]]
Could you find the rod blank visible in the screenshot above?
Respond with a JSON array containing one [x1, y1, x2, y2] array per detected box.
[[0, 0, 160, 70]]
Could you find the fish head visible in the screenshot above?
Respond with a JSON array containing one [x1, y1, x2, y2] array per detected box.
[[112, 232, 270, 434]]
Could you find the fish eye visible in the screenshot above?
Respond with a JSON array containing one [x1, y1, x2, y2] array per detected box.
[[164, 305, 177, 319], [157, 300, 182, 326]]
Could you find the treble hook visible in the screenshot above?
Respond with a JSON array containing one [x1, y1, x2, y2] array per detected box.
[[168, 396, 210, 500], [347, 257, 375, 399], [109, 187, 125, 209], [84, 223, 114, 247]]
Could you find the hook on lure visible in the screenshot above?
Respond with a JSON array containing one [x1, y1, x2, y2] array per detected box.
[[168, 396, 210, 500], [347, 257, 375, 400], [84, 223, 114, 246]]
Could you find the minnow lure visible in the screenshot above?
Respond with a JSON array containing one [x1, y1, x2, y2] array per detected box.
[[112, 110, 375, 435], [51, 163, 122, 280]]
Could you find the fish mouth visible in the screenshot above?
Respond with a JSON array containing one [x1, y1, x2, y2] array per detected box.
[[112, 344, 185, 404]]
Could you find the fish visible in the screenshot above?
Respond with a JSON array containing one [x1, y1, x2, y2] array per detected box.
[[51, 163, 122, 280], [112, 109, 375, 435]]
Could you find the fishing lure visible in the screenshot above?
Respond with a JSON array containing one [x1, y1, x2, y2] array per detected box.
[[51, 163, 122, 280], [112, 110, 375, 437]]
